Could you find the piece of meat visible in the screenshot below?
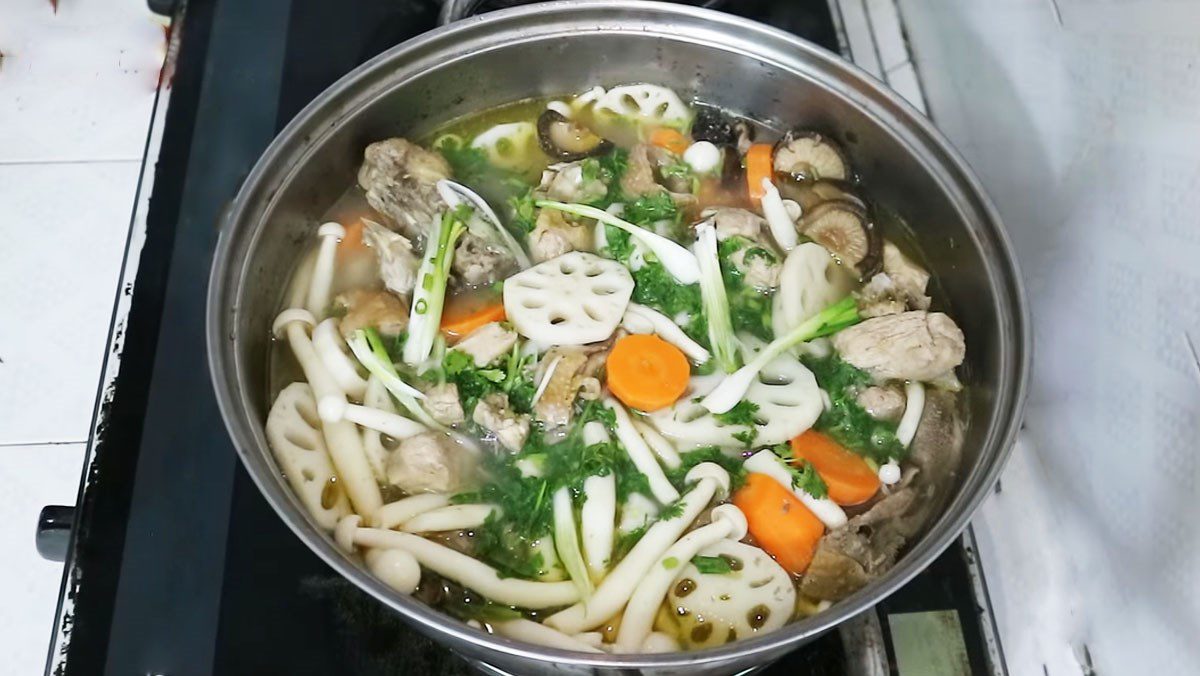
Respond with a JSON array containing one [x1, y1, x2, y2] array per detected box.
[[832, 311, 965, 382], [336, 288, 409, 338], [620, 144, 664, 198], [424, 383, 465, 426], [646, 145, 690, 193], [451, 322, 518, 367], [856, 385, 906, 422], [729, 243, 781, 290], [452, 232, 513, 287], [386, 432, 465, 494], [856, 243, 932, 318], [707, 207, 767, 241], [529, 208, 594, 263], [536, 161, 609, 204], [357, 138, 450, 236], [472, 393, 530, 452], [881, 243, 931, 310], [362, 219, 420, 297], [534, 347, 589, 427], [800, 391, 963, 601]]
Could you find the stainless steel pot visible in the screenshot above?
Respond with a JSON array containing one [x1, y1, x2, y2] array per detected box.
[[207, 2, 1029, 674]]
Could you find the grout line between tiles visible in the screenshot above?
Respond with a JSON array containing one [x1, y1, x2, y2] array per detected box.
[[884, 59, 912, 77], [0, 158, 143, 167], [0, 441, 87, 449]]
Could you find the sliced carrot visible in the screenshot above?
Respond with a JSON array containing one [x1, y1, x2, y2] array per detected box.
[[745, 143, 774, 201], [337, 219, 369, 258], [440, 299, 506, 340], [648, 128, 690, 155], [790, 430, 880, 506], [606, 334, 690, 412], [732, 472, 825, 575]]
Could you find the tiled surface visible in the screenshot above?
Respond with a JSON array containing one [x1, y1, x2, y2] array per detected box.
[[0, 0, 164, 162], [897, 0, 1200, 673], [0, 1, 163, 673], [0, 161, 142, 445], [0, 443, 87, 676]]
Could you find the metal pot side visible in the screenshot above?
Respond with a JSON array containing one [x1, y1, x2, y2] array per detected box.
[[207, 2, 1029, 674]]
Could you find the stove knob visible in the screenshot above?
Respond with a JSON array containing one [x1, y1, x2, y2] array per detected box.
[[36, 505, 75, 562]]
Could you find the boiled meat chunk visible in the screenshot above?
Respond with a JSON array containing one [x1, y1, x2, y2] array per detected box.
[[832, 311, 965, 382], [357, 138, 450, 236]]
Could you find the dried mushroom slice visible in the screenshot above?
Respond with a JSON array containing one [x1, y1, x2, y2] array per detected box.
[[503, 251, 634, 345], [798, 199, 882, 279], [667, 540, 795, 649], [536, 109, 613, 162], [773, 130, 851, 181], [265, 383, 351, 529]]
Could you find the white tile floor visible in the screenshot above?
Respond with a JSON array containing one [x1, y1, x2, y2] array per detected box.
[[0, 1, 163, 674]]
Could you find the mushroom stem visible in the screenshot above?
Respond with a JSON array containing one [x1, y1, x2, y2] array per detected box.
[[622, 303, 711, 365], [346, 522, 580, 609], [615, 504, 748, 651], [633, 420, 682, 470], [273, 309, 383, 517], [760, 179, 799, 252], [401, 504, 495, 533], [372, 493, 450, 529], [325, 401, 427, 442], [897, 380, 925, 447], [580, 474, 616, 580], [306, 221, 345, 320], [543, 463, 729, 634], [604, 398, 680, 505], [491, 619, 604, 654], [312, 318, 368, 400]]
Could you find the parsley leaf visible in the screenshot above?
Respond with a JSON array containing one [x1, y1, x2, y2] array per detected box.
[[803, 355, 907, 463], [666, 446, 748, 492], [715, 400, 760, 448]]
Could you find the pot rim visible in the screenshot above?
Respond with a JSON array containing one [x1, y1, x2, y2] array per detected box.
[[207, 0, 1030, 668]]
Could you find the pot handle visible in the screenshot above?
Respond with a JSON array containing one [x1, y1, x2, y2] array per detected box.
[[36, 505, 75, 562]]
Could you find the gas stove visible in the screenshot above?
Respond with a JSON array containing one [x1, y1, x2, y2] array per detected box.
[[43, 1, 1005, 674]]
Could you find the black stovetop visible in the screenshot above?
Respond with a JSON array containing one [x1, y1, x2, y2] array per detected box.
[[48, 1, 1001, 674]]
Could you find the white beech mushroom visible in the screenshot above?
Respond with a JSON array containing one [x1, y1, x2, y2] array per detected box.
[[305, 221, 345, 319], [360, 375, 396, 482], [371, 493, 450, 529], [264, 383, 351, 529], [580, 422, 616, 581], [544, 463, 730, 634], [604, 397, 680, 505], [364, 548, 421, 595], [632, 421, 681, 470], [554, 486, 593, 598], [759, 178, 799, 252], [312, 318, 368, 400], [343, 520, 580, 608], [272, 308, 383, 516], [614, 504, 749, 650], [621, 303, 711, 365], [491, 620, 604, 653], [401, 504, 495, 533], [617, 492, 660, 535], [743, 450, 846, 529]]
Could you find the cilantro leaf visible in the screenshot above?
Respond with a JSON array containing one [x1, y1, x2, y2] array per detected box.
[[691, 555, 734, 575]]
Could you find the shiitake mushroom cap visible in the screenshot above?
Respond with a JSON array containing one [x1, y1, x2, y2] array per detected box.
[[536, 109, 613, 161], [798, 198, 882, 279], [773, 130, 851, 182]]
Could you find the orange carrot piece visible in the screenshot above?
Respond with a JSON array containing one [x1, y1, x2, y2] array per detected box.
[[648, 128, 690, 155], [790, 430, 880, 506], [745, 143, 774, 201], [440, 301, 506, 340], [732, 473, 825, 575], [606, 334, 690, 412], [337, 219, 368, 258]]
